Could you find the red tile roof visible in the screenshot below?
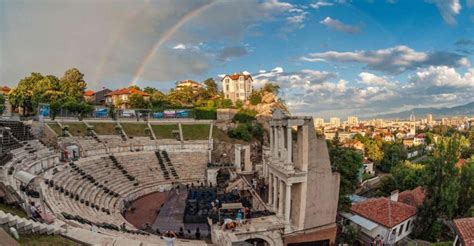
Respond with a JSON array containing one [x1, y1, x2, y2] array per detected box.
[[454, 217, 474, 246], [83, 90, 95, 97], [398, 187, 425, 207], [351, 197, 417, 228], [456, 159, 466, 169], [224, 73, 252, 80], [0, 86, 10, 94], [105, 88, 149, 97]]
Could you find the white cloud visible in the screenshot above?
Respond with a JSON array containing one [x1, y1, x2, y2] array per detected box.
[[320, 17, 361, 33], [301, 45, 469, 74], [358, 72, 396, 87], [425, 0, 461, 25], [173, 44, 187, 50], [410, 66, 474, 88], [1, 0, 304, 89], [251, 66, 474, 117], [311, 1, 334, 9]]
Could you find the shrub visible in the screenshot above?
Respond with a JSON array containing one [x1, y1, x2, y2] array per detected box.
[[249, 92, 262, 105], [193, 107, 217, 120], [227, 122, 263, 142], [228, 124, 252, 141], [233, 109, 257, 123]]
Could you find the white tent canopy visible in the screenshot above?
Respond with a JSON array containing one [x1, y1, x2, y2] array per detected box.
[[14, 171, 37, 184]]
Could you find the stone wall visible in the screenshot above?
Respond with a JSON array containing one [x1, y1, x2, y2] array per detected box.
[[216, 108, 238, 121]]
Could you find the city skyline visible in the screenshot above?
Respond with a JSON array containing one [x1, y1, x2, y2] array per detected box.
[[2, 0, 474, 118]]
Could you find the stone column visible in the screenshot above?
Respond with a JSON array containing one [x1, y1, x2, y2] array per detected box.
[[274, 126, 279, 159], [285, 182, 292, 222], [269, 126, 274, 155], [278, 179, 284, 216], [287, 126, 292, 164], [268, 173, 273, 206], [273, 175, 278, 211], [234, 145, 241, 172], [244, 146, 251, 172]]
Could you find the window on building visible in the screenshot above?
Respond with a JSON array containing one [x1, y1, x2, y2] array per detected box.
[[226, 85, 229, 91], [236, 84, 239, 90], [225, 79, 229, 83], [406, 220, 411, 232], [236, 93, 239, 97], [399, 224, 404, 236]]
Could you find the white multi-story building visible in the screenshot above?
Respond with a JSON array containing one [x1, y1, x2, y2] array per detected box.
[[314, 117, 325, 127], [221, 73, 253, 103], [348, 116, 359, 126], [330, 117, 341, 127]]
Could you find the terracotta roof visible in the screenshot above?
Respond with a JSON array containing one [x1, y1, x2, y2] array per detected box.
[[83, 90, 95, 97], [0, 86, 10, 94], [223, 73, 252, 80], [105, 88, 149, 97], [178, 80, 201, 85], [398, 187, 425, 207], [351, 197, 417, 228], [454, 217, 474, 246], [456, 159, 466, 169]]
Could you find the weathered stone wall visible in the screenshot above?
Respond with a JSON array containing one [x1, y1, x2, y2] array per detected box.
[[31, 121, 59, 149], [211, 139, 262, 166]]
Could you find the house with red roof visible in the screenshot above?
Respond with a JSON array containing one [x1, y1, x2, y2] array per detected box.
[[175, 80, 202, 91], [105, 87, 150, 109], [0, 86, 11, 95], [453, 217, 474, 246], [221, 73, 253, 103], [83, 90, 95, 103], [342, 188, 423, 245]]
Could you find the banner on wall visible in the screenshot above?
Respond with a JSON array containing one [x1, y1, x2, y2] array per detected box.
[[95, 108, 108, 118], [38, 104, 50, 117]]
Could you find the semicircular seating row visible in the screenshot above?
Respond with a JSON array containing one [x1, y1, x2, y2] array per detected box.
[[42, 151, 207, 230]]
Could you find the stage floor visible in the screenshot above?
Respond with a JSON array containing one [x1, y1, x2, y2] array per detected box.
[[152, 186, 210, 237]]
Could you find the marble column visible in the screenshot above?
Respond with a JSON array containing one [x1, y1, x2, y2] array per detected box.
[[270, 126, 274, 155], [287, 126, 292, 164], [234, 145, 241, 171], [278, 179, 284, 216], [273, 126, 279, 159], [285, 182, 292, 222], [273, 175, 278, 211], [278, 126, 284, 161], [268, 173, 273, 206]]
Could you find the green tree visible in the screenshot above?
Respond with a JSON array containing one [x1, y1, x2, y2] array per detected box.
[[9, 72, 44, 115], [414, 136, 462, 241], [249, 91, 262, 105], [365, 140, 384, 163], [0, 94, 5, 114], [262, 83, 280, 94], [377, 175, 397, 196], [203, 78, 218, 96], [129, 94, 150, 109], [379, 142, 407, 172], [391, 160, 426, 191], [143, 86, 158, 94], [456, 158, 474, 217], [60, 68, 87, 99], [328, 143, 363, 211]]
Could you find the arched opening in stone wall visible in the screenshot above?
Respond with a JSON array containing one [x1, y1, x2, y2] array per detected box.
[[216, 168, 231, 188], [245, 237, 271, 246]]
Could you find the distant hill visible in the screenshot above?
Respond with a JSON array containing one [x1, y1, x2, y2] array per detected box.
[[371, 102, 474, 120]]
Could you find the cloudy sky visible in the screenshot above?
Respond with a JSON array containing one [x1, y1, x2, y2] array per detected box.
[[1, 0, 474, 118]]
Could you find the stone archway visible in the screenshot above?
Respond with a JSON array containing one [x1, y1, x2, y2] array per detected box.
[[216, 168, 231, 188], [245, 237, 271, 246]]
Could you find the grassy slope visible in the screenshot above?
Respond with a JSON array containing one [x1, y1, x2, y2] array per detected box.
[[151, 124, 178, 139], [63, 122, 87, 137], [121, 123, 148, 137], [47, 123, 62, 136], [18, 234, 79, 246], [89, 122, 118, 135], [181, 124, 210, 140], [0, 203, 27, 218]]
